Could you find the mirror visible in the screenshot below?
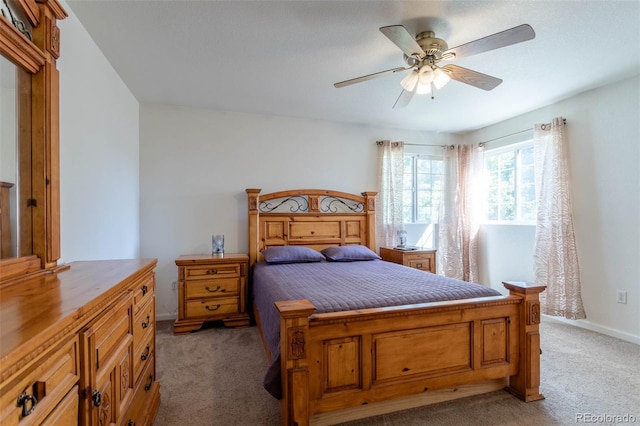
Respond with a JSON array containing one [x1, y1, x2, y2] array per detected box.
[[0, 1, 65, 281], [0, 53, 18, 258]]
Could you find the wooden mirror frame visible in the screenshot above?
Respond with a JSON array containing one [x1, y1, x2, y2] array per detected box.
[[0, 0, 66, 282]]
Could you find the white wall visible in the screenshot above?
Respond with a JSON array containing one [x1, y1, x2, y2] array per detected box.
[[466, 76, 640, 343], [58, 1, 141, 262], [138, 104, 461, 320]]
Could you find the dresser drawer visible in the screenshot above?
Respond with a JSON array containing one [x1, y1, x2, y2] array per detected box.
[[124, 354, 158, 426], [132, 274, 155, 314], [0, 336, 79, 425], [133, 326, 154, 387], [185, 277, 239, 299], [42, 385, 79, 425], [133, 298, 155, 349], [184, 264, 240, 280], [185, 297, 239, 318]]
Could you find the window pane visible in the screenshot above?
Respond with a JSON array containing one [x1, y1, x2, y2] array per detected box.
[[484, 142, 536, 222]]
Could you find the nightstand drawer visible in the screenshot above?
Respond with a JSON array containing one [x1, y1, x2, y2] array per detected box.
[[185, 278, 239, 299], [185, 297, 239, 318], [408, 258, 432, 271], [184, 264, 240, 280]]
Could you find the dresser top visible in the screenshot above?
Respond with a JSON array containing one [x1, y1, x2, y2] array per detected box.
[[0, 259, 157, 377]]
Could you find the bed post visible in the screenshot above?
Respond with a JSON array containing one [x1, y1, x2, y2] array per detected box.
[[502, 281, 547, 402], [361, 192, 377, 252], [276, 299, 316, 426], [246, 188, 261, 267]]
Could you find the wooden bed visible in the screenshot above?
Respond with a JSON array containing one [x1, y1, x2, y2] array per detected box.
[[246, 188, 545, 426]]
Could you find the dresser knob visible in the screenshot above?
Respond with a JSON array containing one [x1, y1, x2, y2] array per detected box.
[[207, 269, 218, 275], [141, 285, 148, 296], [17, 393, 37, 417]]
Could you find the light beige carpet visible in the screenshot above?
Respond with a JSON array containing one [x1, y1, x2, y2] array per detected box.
[[153, 319, 639, 425]]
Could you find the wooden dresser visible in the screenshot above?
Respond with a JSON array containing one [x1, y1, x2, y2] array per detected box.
[[379, 247, 437, 273], [0, 259, 160, 426], [174, 254, 250, 334]]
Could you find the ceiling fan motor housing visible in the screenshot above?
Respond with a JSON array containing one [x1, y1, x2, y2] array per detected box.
[[416, 31, 448, 58]]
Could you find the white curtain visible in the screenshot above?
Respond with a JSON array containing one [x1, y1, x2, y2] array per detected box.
[[533, 117, 586, 319], [438, 144, 484, 282], [376, 140, 404, 248]]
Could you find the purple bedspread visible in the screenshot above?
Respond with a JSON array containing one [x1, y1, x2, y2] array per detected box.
[[252, 259, 501, 399]]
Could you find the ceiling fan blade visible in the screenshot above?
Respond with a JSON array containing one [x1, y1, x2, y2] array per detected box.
[[334, 66, 411, 88], [441, 64, 503, 91], [393, 89, 415, 109], [380, 25, 425, 59], [443, 24, 535, 60]]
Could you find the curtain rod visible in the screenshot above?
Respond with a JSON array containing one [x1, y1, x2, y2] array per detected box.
[[376, 141, 453, 149], [376, 117, 567, 148], [479, 118, 567, 146]]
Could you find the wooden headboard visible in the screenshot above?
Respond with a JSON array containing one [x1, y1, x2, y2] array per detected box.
[[246, 189, 377, 267]]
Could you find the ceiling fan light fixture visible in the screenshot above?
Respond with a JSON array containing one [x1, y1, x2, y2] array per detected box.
[[400, 71, 419, 92], [432, 68, 450, 90]]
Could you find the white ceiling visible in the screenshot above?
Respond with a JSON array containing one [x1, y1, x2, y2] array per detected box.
[[65, 0, 640, 134]]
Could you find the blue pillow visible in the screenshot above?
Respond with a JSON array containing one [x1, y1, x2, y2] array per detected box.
[[261, 246, 325, 264], [321, 245, 381, 261]]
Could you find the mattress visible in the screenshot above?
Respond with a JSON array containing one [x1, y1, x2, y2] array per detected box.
[[252, 259, 502, 398]]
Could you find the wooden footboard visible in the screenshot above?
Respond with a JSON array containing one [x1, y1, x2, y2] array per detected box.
[[277, 281, 546, 426]]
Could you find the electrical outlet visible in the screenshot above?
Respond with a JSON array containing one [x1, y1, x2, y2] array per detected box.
[[616, 289, 627, 304], [171, 281, 177, 291]]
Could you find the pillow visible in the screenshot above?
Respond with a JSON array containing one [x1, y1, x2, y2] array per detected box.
[[321, 245, 381, 262], [261, 246, 325, 264]]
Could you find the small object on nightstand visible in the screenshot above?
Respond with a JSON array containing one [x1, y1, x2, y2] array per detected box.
[[211, 234, 224, 255], [380, 246, 437, 273], [174, 253, 249, 334], [397, 230, 407, 247]]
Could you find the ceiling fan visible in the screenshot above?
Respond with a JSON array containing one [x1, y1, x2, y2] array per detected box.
[[334, 24, 535, 108]]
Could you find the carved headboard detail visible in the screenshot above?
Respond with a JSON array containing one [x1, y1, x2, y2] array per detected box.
[[246, 189, 377, 267]]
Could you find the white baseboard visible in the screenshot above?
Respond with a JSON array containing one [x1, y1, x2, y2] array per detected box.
[[542, 315, 640, 345], [156, 313, 177, 322]]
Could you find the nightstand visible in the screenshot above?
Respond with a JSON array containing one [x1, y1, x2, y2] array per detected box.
[[174, 253, 250, 334], [379, 247, 437, 273]]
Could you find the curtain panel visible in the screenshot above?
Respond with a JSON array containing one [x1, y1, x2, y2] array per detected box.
[[438, 144, 483, 282], [533, 117, 586, 319], [376, 140, 404, 249]]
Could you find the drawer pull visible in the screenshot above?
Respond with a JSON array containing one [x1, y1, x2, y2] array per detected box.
[[17, 392, 37, 417], [91, 389, 102, 407], [207, 269, 218, 275], [144, 374, 154, 391], [141, 285, 148, 296], [141, 315, 150, 329], [141, 344, 151, 361], [127, 421, 135, 426], [205, 304, 221, 312], [416, 263, 423, 268], [205, 285, 221, 293]]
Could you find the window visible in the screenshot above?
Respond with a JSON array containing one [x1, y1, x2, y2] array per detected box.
[[402, 154, 444, 224], [483, 142, 536, 222]]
